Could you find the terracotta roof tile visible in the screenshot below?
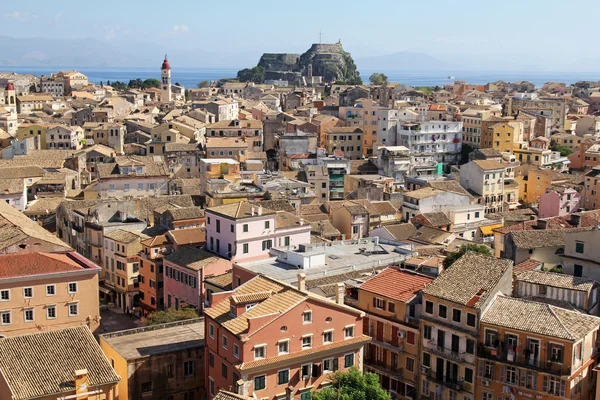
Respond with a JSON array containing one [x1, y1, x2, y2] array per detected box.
[[359, 268, 433, 302], [205, 272, 233, 290], [0, 251, 98, 279]]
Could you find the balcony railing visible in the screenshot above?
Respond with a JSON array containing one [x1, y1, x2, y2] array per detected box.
[[478, 344, 572, 377], [424, 341, 466, 363], [422, 368, 465, 391]]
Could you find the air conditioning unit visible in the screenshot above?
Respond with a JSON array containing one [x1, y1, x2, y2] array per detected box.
[[398, 330, 406, 338], [481, 380, 490, 387], [404, 316, 411, 323]]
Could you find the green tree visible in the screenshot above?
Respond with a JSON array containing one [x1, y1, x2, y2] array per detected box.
[[550, 142, 573, 157], [443, 244, 492, 269], [142, 78, 161, 89], [197, 80, 209, 88], [369, 72, 389, 85], [237, 66, 265, 83], [312, 368, 391, 400], [141, 307, 199, 326]]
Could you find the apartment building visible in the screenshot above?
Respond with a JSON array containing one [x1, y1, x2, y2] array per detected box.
[[402, 187, 472, 222], [100, 318, 205, 400], [103, 229, 149, 311], [420, 253, 514, 400], [561, 229, 600, 281], [204, 274, 370, 400], [460, 160, 506, 213], [325, 127, 364, 160], [538, 186, 581, 218], [0, 251, 101, 337], [397, 121, 462, 174], [206, 119, 263, 152], [205, 202, 310, 262], [506, 95, 566, 130], [46, 125, 85, 150], [355, 268, 433, 399], [477, 296, 600, 400]]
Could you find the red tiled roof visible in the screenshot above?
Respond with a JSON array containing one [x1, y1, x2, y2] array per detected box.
[[514, 259, 542, 274], [0, 252, 99, 279], [359, 267, 433, 302]]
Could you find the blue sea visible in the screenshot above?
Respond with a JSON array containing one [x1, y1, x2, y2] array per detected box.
[[4, 66, 600, 88]]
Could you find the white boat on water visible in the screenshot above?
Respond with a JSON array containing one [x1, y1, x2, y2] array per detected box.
[[448, 76, 455, 79]]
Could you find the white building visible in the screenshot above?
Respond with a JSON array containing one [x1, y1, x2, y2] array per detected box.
[[46, 125, 85, 150]]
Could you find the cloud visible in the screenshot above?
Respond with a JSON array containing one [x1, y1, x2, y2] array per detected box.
[[169, 25, 189, 36], [4, 11, 38, 21]]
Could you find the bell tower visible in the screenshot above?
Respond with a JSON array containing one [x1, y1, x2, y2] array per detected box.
[[160, 55, 172, 103], [4, 82, 16, 114]]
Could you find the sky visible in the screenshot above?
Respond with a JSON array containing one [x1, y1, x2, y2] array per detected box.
[[2, 0, 600, 71]]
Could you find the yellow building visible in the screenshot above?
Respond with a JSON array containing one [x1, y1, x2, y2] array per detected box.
[[516, 167, 567, 205], [420, 253, 513, 400], [477, 296, 600, 400], [16, 122, 61, 149], [0, 326, 120, 400], [0, 251, 101, 337], [325, 127, 364, 160], [354, 267, 433, 398], [489, 123, 519, 153]]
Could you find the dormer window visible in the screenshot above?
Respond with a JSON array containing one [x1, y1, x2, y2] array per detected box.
[[254, 345, 266, 360], [303, 310, 312, 324]]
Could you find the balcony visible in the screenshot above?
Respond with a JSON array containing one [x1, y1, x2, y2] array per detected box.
[[365, 359, 404, 377], [422, 368, 465, 391], [478, 344, 572, 377], [424, 340, 466, 363]]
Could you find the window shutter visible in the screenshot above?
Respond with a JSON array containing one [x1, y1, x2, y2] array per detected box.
[[532, 373, 538, 391], [542, 375, 548, 393], [363, 316, 369, 332], [560, 380, 566, 397], [333, 358, 339, 371], [312, 363, 320, 378], [373, 297, 377, 307], [499, 366, 505, 383], [478, 361, 484, 378], [519, 369, 526, 387]]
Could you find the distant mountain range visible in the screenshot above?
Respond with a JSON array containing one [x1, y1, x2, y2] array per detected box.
[[355, 51, 461, 71]]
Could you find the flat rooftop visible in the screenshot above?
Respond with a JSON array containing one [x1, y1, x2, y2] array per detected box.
[[237, 239, 407, 285], [101, 318, 204, 360]]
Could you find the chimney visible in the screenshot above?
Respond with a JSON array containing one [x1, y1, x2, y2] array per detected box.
[[74, 369, 89, 395], [297, 273, 306, 291], [251, 207, 255, 216], [257, 206, 263, 216], [335, 283, 345, 305]]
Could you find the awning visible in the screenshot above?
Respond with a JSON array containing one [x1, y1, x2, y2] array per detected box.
[[480, 224, 503, 236], [98, 286, 113, 295]]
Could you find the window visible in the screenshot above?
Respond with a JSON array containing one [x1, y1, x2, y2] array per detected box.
[[47, 305, 56, 319], [482, 392, 493, 400], [68, 282, 77, 293], [209, 323, 214, 338], [344, 353, 354, 368], [46, 285, 56, 296], [221, 362, 227, 379], [484, 329, 498, 347], [424, 325, 432, 340], [439, 304, 447, 318], [209, 378, 215, 396], [466, 339, 475, 354], [124, 184, 130, 192], [425, 300, 433, 314], [222, 335, 228, 349], [277, 369, 290, 385], [141, 382, 152, 394], [301, 364, 312, 379], [109, 184, 115, 192], [233, 343, 239, 358], [216, 220, 220, 233], [243, 224, 248, 232], [254, 345, 266, 359], [323, 358, 338, 373], [243, 243, 249, 254], [451, 308, 462, 323], [278, 340, 289, 354], [254, 375, 266, 391], [265, 221, 270, 229], [138, 183, 144, 191], [323, 330, 333, 344], [302, 335, 312, 349], [407, 331, 415, 345], [68, 302, 78, 316], [465, 367, 473, 383], [375, 297, 385, 309], [551, 344, 564, 363], [1, 311, 10, 325], [261, 240, 272, 251], [24, 308, 34, 322], [423, 352, 431, 368], [467, 313, 476, 327], [576, 241, 585, 254], [345, 326, 354, 339], [303, 310, 312, 323], [184, 361, 195, 377], [406, 357, 415, 372], [505, 366, 517, 384], [0, 289, 9, 301], [388, 302, 395, 313]]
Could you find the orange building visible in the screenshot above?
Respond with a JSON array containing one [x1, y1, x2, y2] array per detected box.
[[204, 274, 370, 400], [477, 296, 600, 400], [0, 251, 101, 337], [354, 267, 434, 398]]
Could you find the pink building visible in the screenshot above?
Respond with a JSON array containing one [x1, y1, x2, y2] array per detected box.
[[205, 202, 311, 263], [538, 186, 581, 218], [163, 247, 232, 310]]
